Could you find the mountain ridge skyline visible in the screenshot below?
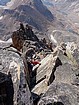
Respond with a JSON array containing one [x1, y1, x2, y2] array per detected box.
[[0, 0, 54, 40]]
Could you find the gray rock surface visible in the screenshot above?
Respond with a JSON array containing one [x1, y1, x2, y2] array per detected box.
[[55, 50, 79, 85], [37, 46, 79, 105], [0, 47, 33, 105], [38, 83, 79, 105]]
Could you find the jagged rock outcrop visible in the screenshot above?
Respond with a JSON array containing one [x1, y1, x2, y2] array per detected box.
[[10, 25, 53, 54], [11, 25, 39, 51]]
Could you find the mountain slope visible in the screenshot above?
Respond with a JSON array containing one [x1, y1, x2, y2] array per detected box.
[[0, 0, 54, 40], [40, 0, 79, 48], [42, 0, 79, 29], [0, 0, 10, 6]]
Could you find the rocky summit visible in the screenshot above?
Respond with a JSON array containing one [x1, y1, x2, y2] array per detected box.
[[0, 0, 79, 105]]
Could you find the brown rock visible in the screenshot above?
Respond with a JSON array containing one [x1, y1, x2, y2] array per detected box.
[[12, 31, 24, 51]]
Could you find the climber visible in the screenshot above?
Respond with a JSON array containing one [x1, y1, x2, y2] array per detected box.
[[19, 22, 25, 32], [26, 24, 32, 30], [31, 59, 41, 66], [42, 38, 47, 44], [26, 57, 41, 78], [49, 42, 53, 52]]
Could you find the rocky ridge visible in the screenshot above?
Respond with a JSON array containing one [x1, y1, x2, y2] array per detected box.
[[0, 25, 79, 105]]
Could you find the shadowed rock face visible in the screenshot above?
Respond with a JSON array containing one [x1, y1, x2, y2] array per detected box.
[[33, 0, 54, 21], [0, 72, 14, 105]]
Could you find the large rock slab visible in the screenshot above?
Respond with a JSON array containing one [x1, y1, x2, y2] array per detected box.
[[54, 63, 77, 84], [35, 54, 56, 83], [38, 83, 79, 105], [54, 50, 78, 85], [32, 53, 61, 95], [56, 49, 79, 86]]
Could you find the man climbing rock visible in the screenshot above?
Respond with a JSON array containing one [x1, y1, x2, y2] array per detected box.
[[42, 38, 47, 44], [19, 23, 25, 32], [31, 59, 41, 66]]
